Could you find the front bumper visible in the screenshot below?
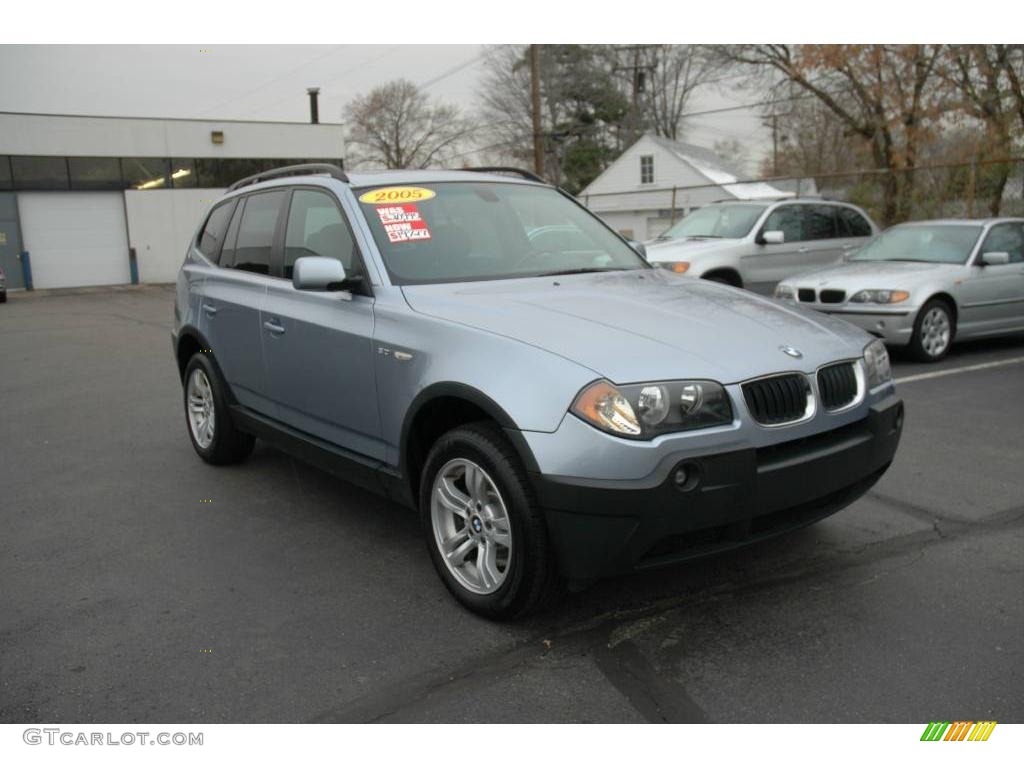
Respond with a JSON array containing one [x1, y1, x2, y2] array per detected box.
[[818, 308, 917, 346], [531, 394, 903, 585]]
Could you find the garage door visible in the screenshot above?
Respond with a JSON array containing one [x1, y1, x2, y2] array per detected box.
[[18, 192, 130, 289]]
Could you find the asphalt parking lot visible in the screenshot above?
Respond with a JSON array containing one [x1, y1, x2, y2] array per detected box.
[[1, 285, 1022, 723]]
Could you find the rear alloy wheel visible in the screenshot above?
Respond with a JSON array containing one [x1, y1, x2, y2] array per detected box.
[[182, 352, 255, 464], [910, 299, 954, 362], [420, 423, 560, 619]]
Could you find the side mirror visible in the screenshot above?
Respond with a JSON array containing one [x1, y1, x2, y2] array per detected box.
[[759, 230, 785, 246], [628, 239, 647, 258], [979, 251, 1010, 266], [292, 256, 356, 292]]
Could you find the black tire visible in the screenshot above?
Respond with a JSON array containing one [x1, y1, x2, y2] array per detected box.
[[0, 291, 7, 303], [182, 352, 255, 465], [909, 298, 955, 362], [419, 422, 560, 620]]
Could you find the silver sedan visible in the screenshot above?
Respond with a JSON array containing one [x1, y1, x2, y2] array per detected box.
[[774, 218, 1024, 361]]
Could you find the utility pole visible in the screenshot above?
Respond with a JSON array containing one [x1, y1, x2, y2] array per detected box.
[[613, 45, 657, 147], [530, 44, 544, 178]]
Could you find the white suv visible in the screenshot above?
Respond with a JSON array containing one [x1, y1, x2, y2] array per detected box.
[[645, 199, 879, 294]]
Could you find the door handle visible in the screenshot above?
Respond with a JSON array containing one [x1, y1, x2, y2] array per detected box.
[[263, 319, 285, 335], [797, 247, 810, 253], [202, 302, 217, 316]]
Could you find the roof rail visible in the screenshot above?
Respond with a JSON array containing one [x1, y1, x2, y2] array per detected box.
[[460, 166, 546, 183], [226, 163, 349, 192]]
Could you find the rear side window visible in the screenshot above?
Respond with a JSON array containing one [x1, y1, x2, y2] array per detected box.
[[197, 200, 236, 262], [284, 189, 360, 279], [762, 205, 805, 242], [838, 207, 872, 237], [226, 190, 287, 275], [806, 205, 838, 240]]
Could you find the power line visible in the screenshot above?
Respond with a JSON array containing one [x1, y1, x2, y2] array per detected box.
[[197, 45, 347, 117], [418, 48, 489, 91]]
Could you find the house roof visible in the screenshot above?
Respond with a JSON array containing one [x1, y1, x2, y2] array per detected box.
[[645, 134, 791, 200]]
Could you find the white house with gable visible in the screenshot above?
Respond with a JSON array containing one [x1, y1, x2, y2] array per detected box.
[[581, 134, 813, 241]]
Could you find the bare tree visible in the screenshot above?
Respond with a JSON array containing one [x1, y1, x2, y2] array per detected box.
[[941, 45, 1024, 215], [721, 45, 946, 224], [641, 45, 716, 141], [345, 79, 474, 169]]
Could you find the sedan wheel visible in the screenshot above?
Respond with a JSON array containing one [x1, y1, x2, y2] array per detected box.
[[911, 300, 954, 362], [430, 458, 512, 595]]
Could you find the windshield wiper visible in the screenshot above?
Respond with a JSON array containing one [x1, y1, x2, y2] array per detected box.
[[535, 267, 623, 277]]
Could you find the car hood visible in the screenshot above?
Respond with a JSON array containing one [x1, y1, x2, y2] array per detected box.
[[401, 270, 870, 384], [785, 259, 961, 289], [645, 237, 740, 262]]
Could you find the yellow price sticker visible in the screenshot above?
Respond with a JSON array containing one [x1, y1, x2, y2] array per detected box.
[[358, 186, 436, 205]]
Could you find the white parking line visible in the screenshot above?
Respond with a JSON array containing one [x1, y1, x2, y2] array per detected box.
[[895, 355, 1024, 384]]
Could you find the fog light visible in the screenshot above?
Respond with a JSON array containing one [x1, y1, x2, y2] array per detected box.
[[673, 462, 700, 492]]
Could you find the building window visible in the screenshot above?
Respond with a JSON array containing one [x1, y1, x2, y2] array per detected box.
[[69, 157, 123, 190], [11, 156, 70, 190], [640, 155, 653, 184], [170, 159, 197, 188], [0, 156, 12, 191], [122, 158, 170, 190]]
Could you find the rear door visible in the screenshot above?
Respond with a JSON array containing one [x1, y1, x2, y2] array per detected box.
[[200, 189, 288, 418], [742, 203, 808, 293], [836, 205, 875, 258], [260, 187, 383, 460]]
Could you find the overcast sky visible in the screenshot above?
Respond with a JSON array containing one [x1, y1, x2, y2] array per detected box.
[[0, 44, 769, 172]]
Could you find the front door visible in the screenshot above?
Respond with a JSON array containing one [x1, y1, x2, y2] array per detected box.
[[743, 204, 809, 294], [958, 222, 1024, 335], [261, 188, 382, 460]]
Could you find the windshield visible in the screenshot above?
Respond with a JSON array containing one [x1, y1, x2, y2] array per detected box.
[[355, 182, 648, 285], [658, 204, 767, 240], [851, 224, 983, 264]]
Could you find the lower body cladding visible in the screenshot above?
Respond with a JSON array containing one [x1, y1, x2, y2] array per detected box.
[[529, 395, 904, 587]]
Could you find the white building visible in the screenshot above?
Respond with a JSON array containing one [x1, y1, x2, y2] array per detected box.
[[580, 134, 810, 241], [0, 111, 345, 290]]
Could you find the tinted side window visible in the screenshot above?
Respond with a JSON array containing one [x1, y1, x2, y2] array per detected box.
[[231, 190, 287, 275], [197, 200, 237, 261], [219, 198, 244, 267], [806, 205, 838, 240], [980, 223, 1024, 263], [838, 207, 872, 238], [284, 189, 360, 279], [763, 205, 805, 243]]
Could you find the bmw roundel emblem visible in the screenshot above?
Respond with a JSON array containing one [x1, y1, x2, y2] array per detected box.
[[780, 345, 803, 359], [472, 517, 483, 533]]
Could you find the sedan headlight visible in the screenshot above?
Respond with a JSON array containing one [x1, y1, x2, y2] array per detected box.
[[774, 284, 797, 300], [863, 339, 892, 388], [571, 379, 733, 439], [850, 289, 909, 304]]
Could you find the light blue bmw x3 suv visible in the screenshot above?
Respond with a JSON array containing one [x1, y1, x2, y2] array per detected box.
[[172, 164, 903, 618]]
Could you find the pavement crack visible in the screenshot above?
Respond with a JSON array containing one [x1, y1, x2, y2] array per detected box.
[[593, 640, 707, 723]]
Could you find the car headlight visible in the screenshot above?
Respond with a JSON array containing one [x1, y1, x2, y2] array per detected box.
[[850, 289, 909, 304], [863, 339, 892, 388], [571, 379, 733, 439], [658, 261, 690, 274], [774, 284, 797, 300]]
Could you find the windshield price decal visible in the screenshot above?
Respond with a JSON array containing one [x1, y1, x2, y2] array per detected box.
[[358, 186, 436, 204], [376, 204, 432, 244]]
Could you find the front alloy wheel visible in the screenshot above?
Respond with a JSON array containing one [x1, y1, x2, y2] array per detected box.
[[911, 299, 954, 362], [430, 458, 513, 594]]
